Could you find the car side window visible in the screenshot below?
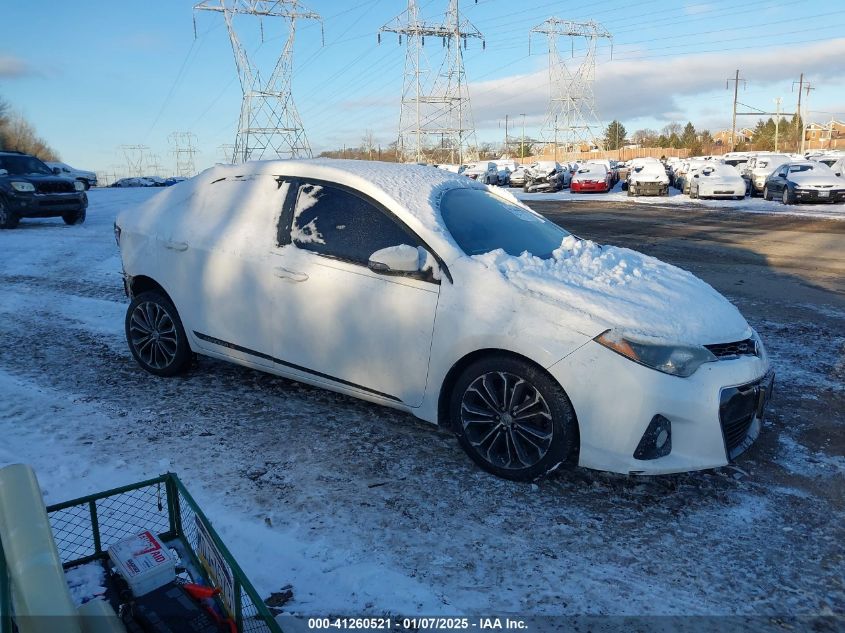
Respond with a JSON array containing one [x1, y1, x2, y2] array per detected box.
[[289, 181, 418, 266]]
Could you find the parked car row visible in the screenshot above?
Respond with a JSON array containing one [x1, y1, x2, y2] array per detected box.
[[111, 176, 186, 188]]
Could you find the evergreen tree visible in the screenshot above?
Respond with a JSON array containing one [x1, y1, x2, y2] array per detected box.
[[603, 120, 627, 150], [681, 122, 697, 148]]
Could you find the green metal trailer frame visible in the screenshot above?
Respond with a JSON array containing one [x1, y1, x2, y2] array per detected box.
[[0, 473, 282, 633]]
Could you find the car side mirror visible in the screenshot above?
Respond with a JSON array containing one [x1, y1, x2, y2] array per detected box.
[[694, 174, 699, 178], [368, 244, 421, 274], [52, 167, 61, 175]]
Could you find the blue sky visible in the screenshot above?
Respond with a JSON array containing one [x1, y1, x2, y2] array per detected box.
[[2, 0, 844, 175]]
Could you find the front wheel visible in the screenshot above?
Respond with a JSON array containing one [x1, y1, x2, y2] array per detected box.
[[450, 356, 579, 481], [62, 209, 86, 225], [782, 188, 793, 205], [125, 291, 192, 377], [763, 186, 772, 201], [0, 199, 20, 229]]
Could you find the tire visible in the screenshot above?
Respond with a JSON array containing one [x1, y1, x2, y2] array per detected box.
[[782, 188, 793, 205], [450, 355, 579, 481], [690, 187, 697, 199], [763, 186, 772, 201], [62, 208, 86, 225], [125, 291, 192, 377], [0, 199, 20, 229]]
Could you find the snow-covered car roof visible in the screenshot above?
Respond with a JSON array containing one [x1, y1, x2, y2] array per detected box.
[[126, 159, 505, 257]]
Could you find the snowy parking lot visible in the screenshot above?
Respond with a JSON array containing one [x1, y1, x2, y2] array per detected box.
[[1, 188, 843, 621]]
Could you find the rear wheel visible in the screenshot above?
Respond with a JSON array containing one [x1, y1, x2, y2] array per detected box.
[[450, 355, 579, 481], [125, 291, 192, 377], [62, 209, 86, 225], [0, 199, 20, 229]]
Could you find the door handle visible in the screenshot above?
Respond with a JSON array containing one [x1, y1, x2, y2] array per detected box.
[[163, 240, 188, 251], [274, 267, 308, 282]]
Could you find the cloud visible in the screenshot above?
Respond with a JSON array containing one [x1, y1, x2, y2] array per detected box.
[[0, 55, 32, 78], [467, 38, 845, 129]]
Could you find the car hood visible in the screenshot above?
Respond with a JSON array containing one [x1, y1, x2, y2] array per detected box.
[[471, 235, 751, 346], [789, 171, 844, 187]]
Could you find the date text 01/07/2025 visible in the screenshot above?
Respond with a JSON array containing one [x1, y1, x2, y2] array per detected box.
[[306, 618, 529, 630]]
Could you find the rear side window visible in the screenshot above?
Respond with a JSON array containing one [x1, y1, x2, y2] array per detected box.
[[290, 182, 416, 265]]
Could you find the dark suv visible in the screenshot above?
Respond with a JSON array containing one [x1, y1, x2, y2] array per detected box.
[[0, 151, 88, 229]]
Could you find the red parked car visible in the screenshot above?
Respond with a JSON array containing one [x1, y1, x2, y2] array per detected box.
[[570, 164, 612, 193]]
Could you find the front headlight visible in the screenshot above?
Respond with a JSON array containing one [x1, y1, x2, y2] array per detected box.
[[10, 181, 35, 192], [74, 181, 85, 191], [595, 330, 717, 377]]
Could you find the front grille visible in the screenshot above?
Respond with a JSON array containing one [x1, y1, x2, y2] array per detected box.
[[705, 337, 757, 359], [719, 372, 774, 459], [35, 180, 75, 194]]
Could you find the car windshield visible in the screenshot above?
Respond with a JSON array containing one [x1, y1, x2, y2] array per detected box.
[[0, 154, 53, 176], [788, 164, 813, 173], [440, 188, 569, 259]]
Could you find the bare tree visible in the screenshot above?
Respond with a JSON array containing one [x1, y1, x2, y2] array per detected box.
[[0, 98, 59, 161], [661, 121, 682, 138]]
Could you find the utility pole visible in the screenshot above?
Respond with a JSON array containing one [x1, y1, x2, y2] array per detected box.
[[520, 113, 526, 164], [792, 73, 805, 153], [504, 114, 509, 155], [800, 82, 814, 155], [774, 97, 782, 152], [554, 114, 558, 162], [726, 69, 745, 151]]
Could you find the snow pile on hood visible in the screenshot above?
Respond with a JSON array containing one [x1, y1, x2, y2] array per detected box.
[[472, 235, 751, 344]]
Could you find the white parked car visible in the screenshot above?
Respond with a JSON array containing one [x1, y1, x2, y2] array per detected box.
[[463, 161, 498, 185], [627, 158, 669, 196], [829, 157, 845, 179], [116, 160, 772, 480], [46, 161, 97, 189], [741, 153, 791, 196], [689, 164, 746, 199]]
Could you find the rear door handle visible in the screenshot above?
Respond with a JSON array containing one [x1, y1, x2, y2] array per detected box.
[[274, 267, 308, 282], [163, 240, 188, 251]]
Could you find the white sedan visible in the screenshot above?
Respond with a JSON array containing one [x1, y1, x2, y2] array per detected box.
[[689, 164, 746, 199], [116, 160, 772, 480]]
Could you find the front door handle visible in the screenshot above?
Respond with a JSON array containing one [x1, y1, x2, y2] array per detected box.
[[274, 267, 308, 282], [163, 240, 188, 251]]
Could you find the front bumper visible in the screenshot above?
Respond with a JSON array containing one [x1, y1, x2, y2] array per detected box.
[[793, 188, 845, 203], [629, 181, 668, 196], [548, 340, 771, 475], [4, 191, 88, 217], [699, 185, 745, 198]]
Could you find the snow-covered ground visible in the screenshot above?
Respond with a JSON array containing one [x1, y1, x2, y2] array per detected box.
[[514, 182, 845, 220], [1, 188, 843, 620]]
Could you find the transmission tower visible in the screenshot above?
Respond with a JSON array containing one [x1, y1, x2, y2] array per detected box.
[[120, 145, 149, 178], [530, 19, 611, 155], [169, 132, 199, 177], [194, 1, 322, 163], [379, 0, 484, 164], [218, 143, 236, 163], [146, 153, 164, 178]]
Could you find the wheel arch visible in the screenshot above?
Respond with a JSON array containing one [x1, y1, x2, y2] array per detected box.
[[436, 348, 581, 438], [128, 274, 176, 306]]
